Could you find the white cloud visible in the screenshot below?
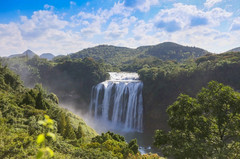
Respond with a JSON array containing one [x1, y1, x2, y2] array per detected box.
[[97, 24, 240, 54], [105, 22, 128, 39], [0, 9, 96, 56], [124, 0, 158, 12], [70, 1, 76, 6], [71, 2, 132, 37], [73, 1, 131, 23], [0, 23, 26, 56], [153, 3, 232, 32], [104, 19, 158, 48], [208, 8, 232, 24], [164, 27, 239, 53], [109, 1, 132, 17], [204, 0, 222, 9], [24, 29, 95, 54], [72, 11, 102, 38], [19, 10, 68, 40], [0, 1, 238, 56], [80, 23, 101, 38], [111, 3, 236, 53], [105, 16, 137, 39], [106, 35, 161, 49], [132, 20, 154, 40], [122, 16, 137, 27], [137, 0, 159, 12], [146, 3, 236, 53], [44, 4, 55, 11], [230, 18, 240, 31]]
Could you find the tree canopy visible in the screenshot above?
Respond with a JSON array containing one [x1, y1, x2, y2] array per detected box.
[[154, 81, 240, 158]]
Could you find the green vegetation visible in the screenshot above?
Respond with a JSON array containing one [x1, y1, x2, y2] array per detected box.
[[138, 51, 240, 132], [142, 42, 207, 61], [36, 115, 56, 159], [0, 56, 111, 106], [46, 57, 110, 99], [67, 42, 208, 66], [121, 57, 164, 72], [0, 62, 161, 158], [88, 131, 139, 158], [70, 45, 139, 65], [0, 63, 98, 158], [2, 43, 240, 158], [154, 81, 240, 158], [0, 42, 209, 109]]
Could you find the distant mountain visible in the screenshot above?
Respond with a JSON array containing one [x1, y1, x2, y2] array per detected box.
[[70, 45, 138, 64], [40, 53, 55, 60], [68, 42, 209, 65], [141, 42, 208, 61], [9, 49, 37, 59], [226, 47, 240, 53]]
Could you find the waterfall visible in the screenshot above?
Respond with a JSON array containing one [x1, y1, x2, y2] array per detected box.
[[89, 72, 143, 132]]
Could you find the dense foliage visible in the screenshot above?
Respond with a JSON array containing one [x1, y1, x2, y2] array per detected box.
[[0, 63, 161, 158], [0, 63, 99, 158], [154, 81, 240, 158], [3, 45, 240, 158], [120, 57, 164, 72], [42, 57, 109, 99], [138, 51, 240, 132], [70, 45, 139, 65], [1, 56, 110, 105], [143, 42, 207, 61], [88, 131, 139, 158], [0, 42, 209, 113], [62, 42, 208, 66]]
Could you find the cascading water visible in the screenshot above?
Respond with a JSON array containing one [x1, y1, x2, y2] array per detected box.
[[89, 72, 143, 132]]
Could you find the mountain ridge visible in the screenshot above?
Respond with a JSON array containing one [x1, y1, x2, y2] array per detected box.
[[226, 47, 240, 53], [8, 50, 56, 61], [40, 53, 55, 60], [68, 42, 209, 65], [8, 49, 37, 59]]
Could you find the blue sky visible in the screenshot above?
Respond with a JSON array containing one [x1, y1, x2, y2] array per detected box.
[[0, 0, 239, 56]]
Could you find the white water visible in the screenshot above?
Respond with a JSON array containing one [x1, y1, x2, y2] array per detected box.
[[89, 72, 143, 132]]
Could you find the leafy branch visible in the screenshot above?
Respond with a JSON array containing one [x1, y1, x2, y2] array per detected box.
[[36, 115, 56, 159]]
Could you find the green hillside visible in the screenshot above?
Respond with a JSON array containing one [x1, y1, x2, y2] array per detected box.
[[70, 45, 138, 65], [0, 56, 111, 105], [138, 51, 240, 133], [64, 42, 208, 65], [0, 63, 97, 158], [142, 42, 208, 61]]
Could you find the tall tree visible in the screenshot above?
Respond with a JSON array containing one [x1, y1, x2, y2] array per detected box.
[[128, 139, 139, 154], [154, 81, 240, 158], [35, 92, 46, 110], [64, 116, 76, 140], [58, 112, 66, 136], [76, 123, 84, 139]]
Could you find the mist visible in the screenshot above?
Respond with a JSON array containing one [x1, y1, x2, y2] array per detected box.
[[59, 101, 138, 134]]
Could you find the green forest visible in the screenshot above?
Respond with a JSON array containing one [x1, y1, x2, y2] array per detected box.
[[0, 62, 162, 158], [1, 42, 240, 158]]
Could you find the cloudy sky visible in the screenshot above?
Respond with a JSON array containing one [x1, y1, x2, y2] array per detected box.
[[0, 0, 239, 56]]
